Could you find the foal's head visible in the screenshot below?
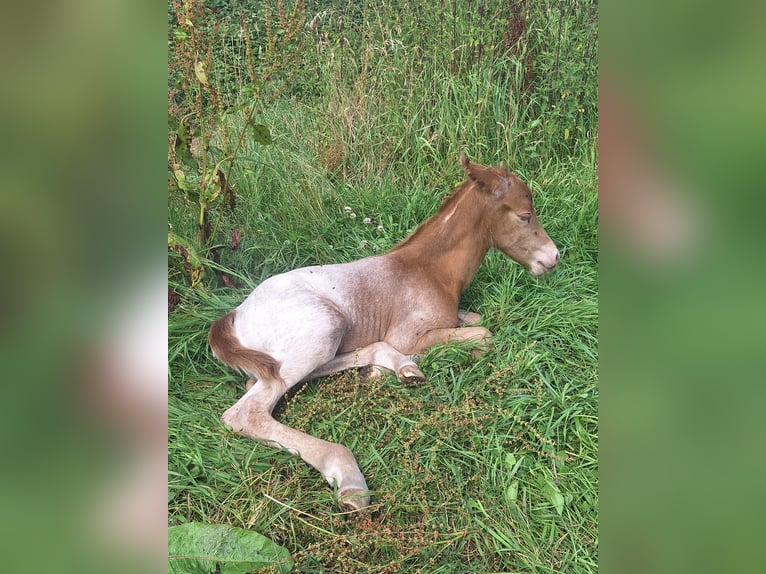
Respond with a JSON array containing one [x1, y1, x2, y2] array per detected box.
[[461, 154, 560, 275]]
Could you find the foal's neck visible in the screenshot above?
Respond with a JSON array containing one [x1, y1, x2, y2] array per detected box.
[[388, 184, 491, 300]]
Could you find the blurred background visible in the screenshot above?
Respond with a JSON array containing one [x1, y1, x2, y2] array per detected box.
[[0, 0, 763, 572], [600, 1, 766, 573], [0, 1, 165, 572]]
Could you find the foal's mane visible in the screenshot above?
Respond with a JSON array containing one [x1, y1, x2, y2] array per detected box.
[[389, 179, 476, 253]]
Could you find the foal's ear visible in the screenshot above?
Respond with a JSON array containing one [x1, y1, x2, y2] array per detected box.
[[460, 154, 508, 198]]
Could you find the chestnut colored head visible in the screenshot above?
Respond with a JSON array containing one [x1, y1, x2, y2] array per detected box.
[[460, 154, 559, 275]]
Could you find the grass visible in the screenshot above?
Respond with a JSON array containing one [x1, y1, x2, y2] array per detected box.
[[168, 144, 597, 572], [169, 1, 597, 572]]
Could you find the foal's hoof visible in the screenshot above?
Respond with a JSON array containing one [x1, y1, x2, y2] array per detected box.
[[338, 489, 371, 513], [397, 364, 425, 385], [458, 311, 482, 326]]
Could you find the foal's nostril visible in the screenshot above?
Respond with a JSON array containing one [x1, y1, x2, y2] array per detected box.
[[555, 251, 560, 262]]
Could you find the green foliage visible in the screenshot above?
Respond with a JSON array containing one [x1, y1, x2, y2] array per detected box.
[[168, 522, 293, 573], [168, 0, 597, 289], [168, 0, 307, 287]]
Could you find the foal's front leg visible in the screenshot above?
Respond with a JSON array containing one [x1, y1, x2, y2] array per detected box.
[[413, 325, 492, 357], [457, 310, 483, 326]]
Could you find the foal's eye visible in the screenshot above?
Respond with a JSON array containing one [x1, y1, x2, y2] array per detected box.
[[519, 213, 532, 223]]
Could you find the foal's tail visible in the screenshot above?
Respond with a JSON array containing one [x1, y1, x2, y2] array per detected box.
[[208, 310, 282, 383]]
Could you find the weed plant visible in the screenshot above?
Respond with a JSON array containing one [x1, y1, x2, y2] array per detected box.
[[169, 1, 597, 572]]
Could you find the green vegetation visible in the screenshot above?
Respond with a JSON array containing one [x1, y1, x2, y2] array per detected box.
[[169, 1, 597, 572]]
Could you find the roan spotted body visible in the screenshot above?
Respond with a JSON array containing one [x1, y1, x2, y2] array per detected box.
[[209, 155, 559, 511]]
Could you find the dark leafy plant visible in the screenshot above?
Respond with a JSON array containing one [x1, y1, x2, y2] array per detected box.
[[168, 0, 308, 290]]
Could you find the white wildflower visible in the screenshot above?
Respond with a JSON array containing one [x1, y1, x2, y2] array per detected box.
[[343, 206, 352, 213], [363, 217, 372, 225], [349, 212, 356, 219]]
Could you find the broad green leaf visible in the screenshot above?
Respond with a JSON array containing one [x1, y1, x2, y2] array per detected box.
[[201, 173, 221, 203], [507, 479, 519, 503], [194, 60, 209, 86], [167, 231, 205, 287], [174, 29, 187, 41], [503, 453, 524, 479], [172, 168, 191, 192], [542, 479, 565, 515], [172, 121, 196, 168], [168, 523, 293, 574], [249, 123, 273, 145], [167, 231, 202, 267]]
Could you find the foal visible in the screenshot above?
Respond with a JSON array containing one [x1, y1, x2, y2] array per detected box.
[[209, 154, 559, 511]]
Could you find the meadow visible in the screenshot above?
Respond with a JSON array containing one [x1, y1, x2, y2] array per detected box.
[[168, 1, 597, 571]]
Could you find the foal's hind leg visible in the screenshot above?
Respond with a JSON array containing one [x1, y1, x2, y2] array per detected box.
[[221, 313, 371, 511], [222, 376, 370, 511], [308, 341, 426, 384], [221, 378, 370, 511]]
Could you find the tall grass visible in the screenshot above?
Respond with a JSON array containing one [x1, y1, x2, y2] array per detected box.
[[169, 1, 597, 572]]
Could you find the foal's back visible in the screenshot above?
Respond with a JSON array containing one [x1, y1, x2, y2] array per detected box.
[[232, 253, 451, 359]]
